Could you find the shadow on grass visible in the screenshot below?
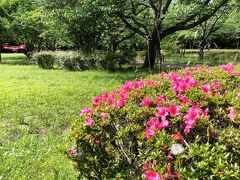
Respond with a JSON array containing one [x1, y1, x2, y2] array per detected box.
[[1, 60, 34, 66]]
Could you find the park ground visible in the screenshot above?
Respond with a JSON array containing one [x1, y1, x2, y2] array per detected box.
[[0, 52, 239, 179]]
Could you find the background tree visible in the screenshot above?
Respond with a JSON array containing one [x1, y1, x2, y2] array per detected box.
[[197, 5, 233, 59], [105, 0, 230, 68]]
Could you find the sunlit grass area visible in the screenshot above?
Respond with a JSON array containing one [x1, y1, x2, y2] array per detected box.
[[0, 56, 149, 179], [1, 53, 32, 65]]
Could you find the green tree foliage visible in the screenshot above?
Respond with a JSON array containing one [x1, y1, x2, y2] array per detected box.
[[1, 0, 239, 66], [103, 0, 231, 68]]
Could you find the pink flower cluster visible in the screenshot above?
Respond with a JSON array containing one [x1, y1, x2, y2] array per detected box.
[[92, 80, 157, 108], [81, 80, 159, 127], [143, 170, 161, 180], [200, 81, 222, 95], [228, 107, 237, 121], [169, 72, 196, 94], [183, 106, 202, 133], [219, 64, 234, 75], [92, 90, 128, 108], [144, 103, 181, 140]]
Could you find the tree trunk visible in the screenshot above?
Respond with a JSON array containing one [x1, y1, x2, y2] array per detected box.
[[198, 39, 207, 60], [199, 46, 204, 60], [143, 39, 158, 69]]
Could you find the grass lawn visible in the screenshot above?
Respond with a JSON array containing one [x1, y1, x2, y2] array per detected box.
[[0, 52, 238, 179], [0, 54, 151, 179]]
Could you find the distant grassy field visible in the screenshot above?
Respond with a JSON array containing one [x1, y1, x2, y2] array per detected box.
[[0, 52, 238, 179], [185, 49, 240, 53], [136, 49, 240, 69]]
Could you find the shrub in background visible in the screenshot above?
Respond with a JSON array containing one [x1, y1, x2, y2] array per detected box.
[[55, 51, 89, 71], [32, 51, 136, 71], [70, 64, 240, 179], [32, 51, 55, 69], [93, 51, 136, 70]]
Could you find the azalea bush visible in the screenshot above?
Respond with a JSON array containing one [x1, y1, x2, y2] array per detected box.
[[70, 64, 240, 179]]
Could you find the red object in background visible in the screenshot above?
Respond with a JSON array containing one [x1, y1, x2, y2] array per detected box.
[[2, 43, 28, 52]]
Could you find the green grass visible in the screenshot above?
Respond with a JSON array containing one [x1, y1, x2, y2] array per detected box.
[[185, 49, 240, 53], [0, 56, 151, 179], [1, 53, 27, 60], [0, 53, 33, 66]]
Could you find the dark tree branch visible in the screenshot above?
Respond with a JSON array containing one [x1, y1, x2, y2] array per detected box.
[[114, 32, 136, 47], [117, 13, 147, 37], [149, 0, 159, 18], [121, 13, 149, 35], [130, 1, 149, 15], [162, 0, 229, 38], [162, 0, 172, 14]]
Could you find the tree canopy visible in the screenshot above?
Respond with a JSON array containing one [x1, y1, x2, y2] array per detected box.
[[0, 0, 239, 67]]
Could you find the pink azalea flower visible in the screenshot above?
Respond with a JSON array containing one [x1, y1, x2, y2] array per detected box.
[[200, 84, 211, 94], [100, 112, 107, 121], [155, 95, 168, 104], [160, 71, 167, 77], [168, 103, 181, 117], [156, 106, 168, 120], [194, 64, 201, 71], [141, 97, 152, 107], [115, 97, 126, 107], [184, 108, 199, 123], [86, 117, 93, 127], [178, 95, 189, 104], [185, 76, 197, 88], [102, 92, 110, 99], [145, 80, 155, 86], [219, 64, 234, 74], [121, 81, 132, 92], [208, 67, 213, 71], [212, 81, 222, 89], [147, 117, 162, 130], [185, 71, 192, 77], [143, 170, 161, 180], [203, 108, 209, 117], [184, 126, 191, 134], [169, 72, 196, 93], [184, 107, 201, 133], [107, 96, 115, 105], [144, 128, 155, 141], [80, 108, 92, 116], [92, 96, 101, 107], [166, 164, 180, 179], [160, 120, 170, 128], [228, 107, 236, 120], [133, 80, 144, 89]]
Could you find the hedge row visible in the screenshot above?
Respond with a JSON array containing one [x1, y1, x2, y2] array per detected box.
[[32, 51, 136, 71], [70, 64, 240, 179]]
